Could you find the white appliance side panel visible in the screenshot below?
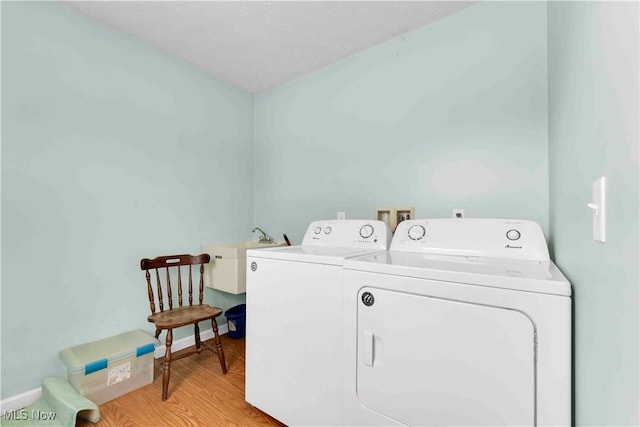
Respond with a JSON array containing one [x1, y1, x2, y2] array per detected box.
[[342, 270, 571, 427], [356, 287, 535, 426], [245, 256, 342, 426]]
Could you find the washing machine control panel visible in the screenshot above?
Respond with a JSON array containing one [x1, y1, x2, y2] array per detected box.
[[302, 220, 391, 249], [391, 218, 550, 262], [359, 224, 374, 239], [407, 224, 426, 241], [506, 229, 521, 241]]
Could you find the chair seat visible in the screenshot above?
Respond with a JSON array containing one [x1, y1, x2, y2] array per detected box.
[[148, 304, 223, 329]]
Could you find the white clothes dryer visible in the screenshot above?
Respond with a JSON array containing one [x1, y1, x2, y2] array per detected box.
[[342, 218, 572, 427], [245, 219, 391, 426]]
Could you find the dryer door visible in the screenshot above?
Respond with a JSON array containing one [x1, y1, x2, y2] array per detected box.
[[356, 287, 535, 426]]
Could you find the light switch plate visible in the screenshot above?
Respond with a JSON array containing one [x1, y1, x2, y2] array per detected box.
[[590, 176, 606, 242]]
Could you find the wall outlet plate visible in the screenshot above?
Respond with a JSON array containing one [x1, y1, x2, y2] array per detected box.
[[453, 209, 465, 218]]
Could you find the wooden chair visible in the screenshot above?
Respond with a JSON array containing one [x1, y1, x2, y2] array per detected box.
[[140, 254, 227, 401]]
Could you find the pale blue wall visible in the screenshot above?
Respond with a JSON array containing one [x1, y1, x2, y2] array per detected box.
[[253, 2, 549, 244], [3, 2, 638, 424], [548, 2, 639, 425], [1, 2, 253, 397]]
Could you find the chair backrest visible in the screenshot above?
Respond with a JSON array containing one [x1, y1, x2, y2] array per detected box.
[[140, 254, 211, 315]]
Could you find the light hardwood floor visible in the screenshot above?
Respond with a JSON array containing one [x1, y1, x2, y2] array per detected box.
[[77, 335, 285, 427]]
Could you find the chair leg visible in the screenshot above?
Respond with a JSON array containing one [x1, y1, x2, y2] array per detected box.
[[155, 328, 161, 339], [194, 322, 201, 352], [162, 329, 173, 401], [211, 318, 227, 374]]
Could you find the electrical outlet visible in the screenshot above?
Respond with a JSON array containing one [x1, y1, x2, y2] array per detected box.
[[453, 209, 465, 218], [337, 211, 346, 220]]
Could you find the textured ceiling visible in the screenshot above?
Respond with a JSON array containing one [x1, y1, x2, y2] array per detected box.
[[63, 1, 476, 93]]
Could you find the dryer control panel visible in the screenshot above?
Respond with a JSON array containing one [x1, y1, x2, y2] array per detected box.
[[391, 218, 550, 262], [302, 220, 391, 249]]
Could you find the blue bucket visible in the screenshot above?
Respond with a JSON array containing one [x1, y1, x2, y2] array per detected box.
[[224, 304, 246, 339]]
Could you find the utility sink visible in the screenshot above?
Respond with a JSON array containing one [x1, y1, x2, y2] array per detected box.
[[218, 240, 285, 255], [202, 241, 286, 294]]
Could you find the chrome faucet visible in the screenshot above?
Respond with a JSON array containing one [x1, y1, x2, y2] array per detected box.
[[252, 227, 273, 243]]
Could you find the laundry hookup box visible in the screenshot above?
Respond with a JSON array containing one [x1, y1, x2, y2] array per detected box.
[[59, 329, 159, 405]]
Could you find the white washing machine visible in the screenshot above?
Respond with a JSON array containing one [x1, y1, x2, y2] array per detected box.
[[245, 219, 392, 426], [342, 218, 572, 427]]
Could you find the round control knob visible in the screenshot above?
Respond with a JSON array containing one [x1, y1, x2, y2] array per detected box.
[[506, 229, 521, 241], [324, 227, 332, 235], [408, 225, 426, 241], [314, 227, 322, 235], [359, 224, 374, 239]]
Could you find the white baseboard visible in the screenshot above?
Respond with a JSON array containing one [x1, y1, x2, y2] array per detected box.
[[153, 324, 229, 358], [0, 387, 43, 414], [0, 326, 228, 414]]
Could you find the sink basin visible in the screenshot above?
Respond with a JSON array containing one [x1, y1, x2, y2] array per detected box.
[[202, 241, 286, 294], [204, 240, 285, 259], [241, 240, 285, 248], [205, 240, 285, 258]]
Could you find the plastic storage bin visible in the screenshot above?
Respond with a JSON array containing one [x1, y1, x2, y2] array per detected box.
[[59, 329, 159, 405], [225, 304, 246, 339]]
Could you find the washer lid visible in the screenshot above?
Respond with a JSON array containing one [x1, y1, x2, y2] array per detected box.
[[344, 251, 571, 296], [247, 245, 385, 266]]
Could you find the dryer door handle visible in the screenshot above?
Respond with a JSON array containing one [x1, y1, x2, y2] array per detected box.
[[363, 330, 375, 366]]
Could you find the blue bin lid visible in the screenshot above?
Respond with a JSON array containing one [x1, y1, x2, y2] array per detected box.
[[225, 304, 246, 317], [59, 329, 159, 375]]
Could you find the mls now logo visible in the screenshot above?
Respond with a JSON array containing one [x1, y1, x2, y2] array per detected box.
[[2, 409, 28, 420], [2, 409, 57, 421]]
